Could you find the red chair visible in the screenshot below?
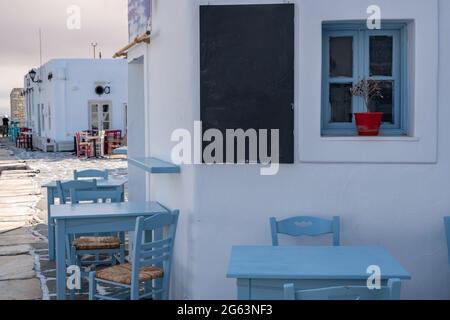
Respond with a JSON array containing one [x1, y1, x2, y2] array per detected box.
[[104, 130, 122, 155], [16, 128, 33, 149], [75, 132, 92, 159]]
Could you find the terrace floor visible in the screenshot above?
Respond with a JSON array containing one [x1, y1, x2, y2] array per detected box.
[[0, 137, 128, 300]]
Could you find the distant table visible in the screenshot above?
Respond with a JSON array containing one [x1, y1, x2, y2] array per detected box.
[[113, 146, 128, 155], [227, 246, 411, 300], [51, 201, 172, 300], [43, 178, 127, 261]]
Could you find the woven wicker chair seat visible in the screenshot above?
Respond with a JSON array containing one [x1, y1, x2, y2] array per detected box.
[[73, 236, 121, 250], [96, 264, 164, 285]]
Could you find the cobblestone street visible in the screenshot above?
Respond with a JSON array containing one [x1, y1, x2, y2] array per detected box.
[[0, 137, 127, 300]]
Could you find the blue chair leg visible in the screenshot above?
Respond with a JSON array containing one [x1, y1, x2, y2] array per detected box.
[[117, 232, 126, 264], [69, 248, 77, 300], [119, 245, 125, 265], [89, 272, 97, 300]]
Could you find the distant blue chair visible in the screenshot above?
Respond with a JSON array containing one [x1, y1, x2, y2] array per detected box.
[[445, 217, 450, 265], [74, 169, 108, 180], [270, 216, 340, 246], [283, 279, 401, 300], [89, 211, 180, 300]]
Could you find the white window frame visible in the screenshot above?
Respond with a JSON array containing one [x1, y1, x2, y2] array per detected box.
[[298, 0, 438, 164], [88, 101, 113, 132]]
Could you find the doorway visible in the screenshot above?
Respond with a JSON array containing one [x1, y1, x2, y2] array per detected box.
[[89, 101, 112, 132]]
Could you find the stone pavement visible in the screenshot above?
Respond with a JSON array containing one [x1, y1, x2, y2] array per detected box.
[[0, 138, 128, 300], [0, 143, 45, 300]]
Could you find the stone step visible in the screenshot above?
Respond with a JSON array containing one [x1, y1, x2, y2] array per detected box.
[[0, 191, 41, 197], [0, 204, 33, 210], [0, 163, 27, 172], [1, 174, 36, 180], [0, 170, 39, 175], [0, 207, 36, 216], [0, 196, 40, 204], [0, 279, 42, 300], [0, 254, 36, 281], [0, 186, 37, 193], [0, 245, 32, 256], [0, 222, 28, 234], [0, 181, 36, 187], [0, 232, 44, 247], [1, 170, 36, 175], [0, 178, 34, 185], [0, 160, 22, 165], [0, 216, 34, 223]]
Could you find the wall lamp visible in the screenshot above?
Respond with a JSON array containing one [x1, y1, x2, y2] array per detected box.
[[28, 69, 42, 83]]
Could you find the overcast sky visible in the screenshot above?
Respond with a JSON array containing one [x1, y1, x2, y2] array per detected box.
[[0, 0, 128, 116]]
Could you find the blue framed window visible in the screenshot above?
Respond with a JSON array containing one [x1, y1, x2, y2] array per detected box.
[[322, 22, 408, 136]]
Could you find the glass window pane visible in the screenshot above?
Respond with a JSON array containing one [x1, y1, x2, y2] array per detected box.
[[330, 37, 353, 77], [103, 122, 110, 130], [371, 81, 393, 123], [329, 83, 353, 123], [370, 36, 393, 76], [91, 104, 98, 113], [103, 105, 110, 113]]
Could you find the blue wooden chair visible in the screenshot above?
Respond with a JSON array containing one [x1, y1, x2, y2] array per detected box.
[[89, 211, 180, 300], [270, 216, 340, 246], [445, 217, 450, 265], [74, 169, 108, 180], [56, 180, 126, 268], [68, 187, 126, 268], [283, 279, 401, 300]]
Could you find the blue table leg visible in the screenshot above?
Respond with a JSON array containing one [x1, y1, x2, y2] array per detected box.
[[237, 279, 251, 300], [47, 188, 56, 261], [55, 219, 67, 300], [120, 185, 125, 202]]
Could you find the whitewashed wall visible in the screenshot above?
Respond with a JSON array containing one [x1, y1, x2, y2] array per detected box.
[[127, 0, 450, 299], [25, 59, 128, 150]]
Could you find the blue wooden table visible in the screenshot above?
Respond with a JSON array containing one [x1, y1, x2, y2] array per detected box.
[[43, 178, 127, 261], [227, 246, 411, 300], [51, 201, 172, 300]]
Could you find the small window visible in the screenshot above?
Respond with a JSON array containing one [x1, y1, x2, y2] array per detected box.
[[322, 22, 408, 136]]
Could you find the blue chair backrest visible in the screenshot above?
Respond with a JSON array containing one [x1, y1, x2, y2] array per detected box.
[[74, 169, 108, 180], [70, 188, 122, 204], [270, 216, 340, 246], [445, 217, 450, 265], [56, 180, 98, 205], [131, 211, 180, 299], [284, 279, 401, 300]]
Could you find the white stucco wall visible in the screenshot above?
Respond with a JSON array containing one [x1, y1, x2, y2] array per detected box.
[[127, 0, 450, 299], [24, 59, 128, 150]]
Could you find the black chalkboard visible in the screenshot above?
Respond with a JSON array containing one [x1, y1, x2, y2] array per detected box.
[[200, 4, 295, 164]]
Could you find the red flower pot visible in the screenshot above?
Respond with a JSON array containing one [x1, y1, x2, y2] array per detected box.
[[354, 112, 383, 136]]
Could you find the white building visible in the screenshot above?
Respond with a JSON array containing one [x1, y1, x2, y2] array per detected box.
[[125, 0, 450, 299], [24, 59, 128, 152]]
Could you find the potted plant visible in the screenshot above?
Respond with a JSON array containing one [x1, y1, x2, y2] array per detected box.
[[350, 79, 384, 136]]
